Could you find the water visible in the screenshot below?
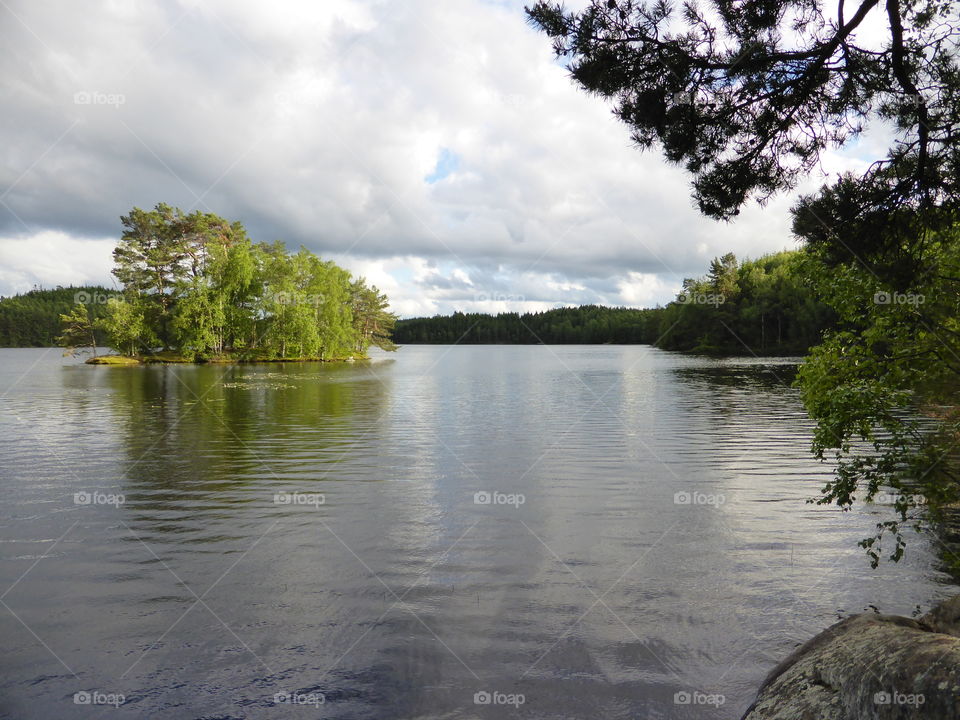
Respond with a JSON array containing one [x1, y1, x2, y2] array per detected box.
[[0, 346, 955, 719]]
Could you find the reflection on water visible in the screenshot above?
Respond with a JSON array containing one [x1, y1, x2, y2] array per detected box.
[[0, 346, 955, 719]]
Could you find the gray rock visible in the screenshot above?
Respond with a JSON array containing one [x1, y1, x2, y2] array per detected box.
[[742, 597, 960, 719]]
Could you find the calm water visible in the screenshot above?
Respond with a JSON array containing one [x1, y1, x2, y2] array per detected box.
[[0, 346, 955, 719]]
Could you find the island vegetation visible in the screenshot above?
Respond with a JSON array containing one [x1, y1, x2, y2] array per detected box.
[[54, 204, 397, 363]]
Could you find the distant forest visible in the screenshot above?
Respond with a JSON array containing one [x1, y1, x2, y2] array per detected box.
[[393, 251, 835, 354], [0, 286, 113, 347]]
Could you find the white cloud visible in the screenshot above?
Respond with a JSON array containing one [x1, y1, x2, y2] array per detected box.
[[0, 0, 890, 315], [617, 272, 671, 308], [0, 231, 115, 296]]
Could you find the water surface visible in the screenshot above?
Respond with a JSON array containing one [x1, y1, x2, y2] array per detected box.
[[0, 346, 955, 719]]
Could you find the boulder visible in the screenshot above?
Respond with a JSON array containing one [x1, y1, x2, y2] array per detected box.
[[742, 595, 960, 719]]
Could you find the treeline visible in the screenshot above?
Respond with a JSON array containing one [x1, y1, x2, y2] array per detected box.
[[393, 251, 835, 354], [393, 305, 658, 344], [0, 286, 114, 347], [655, 251, 835, 354]]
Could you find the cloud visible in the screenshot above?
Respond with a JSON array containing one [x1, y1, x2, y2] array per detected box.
[[0, 231, 116, 296], [0, 0, 883, 315]]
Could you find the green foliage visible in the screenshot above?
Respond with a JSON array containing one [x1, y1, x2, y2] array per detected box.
[[171, 277, 225, 361], [795, 227, 960, 567], [56, 303, 98, 357], [98, 298, 156, 357], [113, 204, 250, 348], [655, 251, 834, 354], [350, 279, 398, 352]]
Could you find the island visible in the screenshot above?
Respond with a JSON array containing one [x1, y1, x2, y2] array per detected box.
[[54, 204, 397, 364]]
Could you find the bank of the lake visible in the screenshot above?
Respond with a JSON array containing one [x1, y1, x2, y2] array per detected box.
[[85, 351, 368, 365]]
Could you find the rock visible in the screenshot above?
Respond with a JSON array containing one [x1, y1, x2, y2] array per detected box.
[[921, 595, 960, 638], [742, 596, 960, 719]]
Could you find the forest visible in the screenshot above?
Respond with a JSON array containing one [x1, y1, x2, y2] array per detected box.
[[392, 305, 657, 345], [0, 285, 114, 347], [35, 204, 396, 361], [393, 250, 834, 355]]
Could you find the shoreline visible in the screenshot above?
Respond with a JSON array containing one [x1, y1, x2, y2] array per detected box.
[[85, 353, 368, 365]]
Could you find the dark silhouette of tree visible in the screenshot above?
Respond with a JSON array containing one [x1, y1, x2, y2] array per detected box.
[[526, 0, 960, 280]]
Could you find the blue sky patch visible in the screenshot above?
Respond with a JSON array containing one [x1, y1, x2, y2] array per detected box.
[[425, 147, 459, 184]]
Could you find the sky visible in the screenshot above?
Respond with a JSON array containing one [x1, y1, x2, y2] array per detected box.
[[0, 0, 892, 317]]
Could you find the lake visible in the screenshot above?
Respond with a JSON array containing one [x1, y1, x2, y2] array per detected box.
[[0, 345, 955, 719]]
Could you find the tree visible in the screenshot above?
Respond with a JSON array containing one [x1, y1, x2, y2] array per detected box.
[[112, 204, 189, 347], [0, 286, 114, 347], [350, 278, 399, 353], [113, 204, 244, 348], [97, 298, 156, 357], [215, 235, 259, 351], [171, 278, 225, 360], [302, 252, 355, 360], [526, 0, 960, 280], [57, 303, 98, 357], [102, 204, 396, 362], [708, 252, 739, 299], [796, 228, 960, 567]]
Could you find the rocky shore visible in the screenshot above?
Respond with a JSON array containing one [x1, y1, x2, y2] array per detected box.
[[742, 595, 960, 719]]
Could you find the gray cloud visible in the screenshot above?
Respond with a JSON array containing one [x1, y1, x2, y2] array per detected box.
[[0, 0, 872, 314]]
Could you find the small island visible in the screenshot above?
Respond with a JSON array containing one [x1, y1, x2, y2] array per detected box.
[[57, 204, 397, 364]]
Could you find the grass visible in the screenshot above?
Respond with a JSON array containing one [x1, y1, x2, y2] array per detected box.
[[85, 355, 141, 365]]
